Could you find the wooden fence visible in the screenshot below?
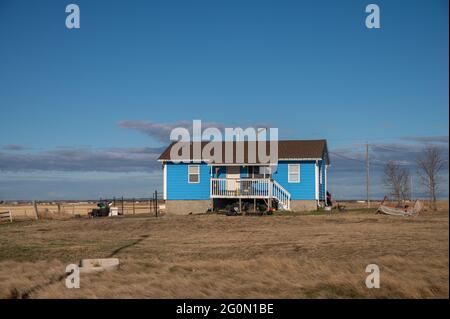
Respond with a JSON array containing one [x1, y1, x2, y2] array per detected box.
[[0, 211, 12, 223]]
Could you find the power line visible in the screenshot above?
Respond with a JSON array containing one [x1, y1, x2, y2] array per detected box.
[[371, 145, 410, 153], [329, 151, 386, 167], [329, 152, 365, 163]]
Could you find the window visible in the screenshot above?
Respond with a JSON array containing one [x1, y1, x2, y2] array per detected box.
[[188, 165, 200, 183], [288, 164, 300, 183]]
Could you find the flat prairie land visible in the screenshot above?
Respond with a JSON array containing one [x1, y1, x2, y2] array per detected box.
[[0, 207, 448, 299]]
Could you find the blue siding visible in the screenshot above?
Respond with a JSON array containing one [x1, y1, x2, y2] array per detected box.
[[272, 161, 316, 200], [166, 161, 323, 201], [166, 162, 210, 200]]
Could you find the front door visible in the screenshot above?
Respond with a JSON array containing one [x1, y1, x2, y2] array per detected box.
[[226, 166, 240, 193]]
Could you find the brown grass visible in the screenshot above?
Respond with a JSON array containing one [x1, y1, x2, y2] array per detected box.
[[0, 207, 448, 299]]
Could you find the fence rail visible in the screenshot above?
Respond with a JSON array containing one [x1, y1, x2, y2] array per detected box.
[[0, 211, 12, 223]]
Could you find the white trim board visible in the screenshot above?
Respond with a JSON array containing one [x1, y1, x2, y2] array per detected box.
[[315, 161, 319, 200], [163, 164, 167, 200]]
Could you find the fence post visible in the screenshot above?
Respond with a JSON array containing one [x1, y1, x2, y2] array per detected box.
[[133, 198, 135, 215], [121, 196, 124, 215], [32, 200, 39, 220], [154, 190, 158, 217]]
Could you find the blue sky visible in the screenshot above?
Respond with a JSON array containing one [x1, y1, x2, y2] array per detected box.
[[0, 0, 448, 200]]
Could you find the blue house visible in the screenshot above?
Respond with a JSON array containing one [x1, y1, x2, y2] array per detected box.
[[158, 140, 329, 214]]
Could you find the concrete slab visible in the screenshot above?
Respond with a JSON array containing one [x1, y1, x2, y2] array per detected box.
[[79, 258, 120, 273]]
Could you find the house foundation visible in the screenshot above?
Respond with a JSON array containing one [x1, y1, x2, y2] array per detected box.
[[165, 200, 211, 215], [290, 200, 317, 212]]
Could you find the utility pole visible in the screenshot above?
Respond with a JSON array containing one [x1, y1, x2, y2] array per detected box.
[[365, 143, 370, 209], [410, 175, 413, 201]]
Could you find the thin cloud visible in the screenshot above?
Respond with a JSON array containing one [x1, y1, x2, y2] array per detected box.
[[118, 120, 274, 142], [400, 135, 449, 143], [0, 146, 165, 173], [118, 120, 226, 142], [3, 144, 27, 151]]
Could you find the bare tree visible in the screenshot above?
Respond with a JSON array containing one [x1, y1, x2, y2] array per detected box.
[[417, 145, 446, 211], [383, 161, 410, 206], [400, 170, 411, 202]]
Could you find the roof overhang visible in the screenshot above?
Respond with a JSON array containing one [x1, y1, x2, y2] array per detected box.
[[159, 158, 323, 164]]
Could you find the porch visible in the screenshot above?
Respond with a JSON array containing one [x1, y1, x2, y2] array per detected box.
[[210, 177, 291, 210]]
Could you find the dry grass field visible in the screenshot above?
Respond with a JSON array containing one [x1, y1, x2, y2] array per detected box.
[[0, 203, 448, 299]]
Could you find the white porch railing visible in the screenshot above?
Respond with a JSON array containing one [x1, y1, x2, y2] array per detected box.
[[272, 180, 291, 210], [210, 178, 270, 198], [210, 178, 291, 210]]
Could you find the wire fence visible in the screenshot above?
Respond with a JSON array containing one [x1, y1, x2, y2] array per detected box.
[[109, 191, 164, 216], [1, 191, 165, 220]]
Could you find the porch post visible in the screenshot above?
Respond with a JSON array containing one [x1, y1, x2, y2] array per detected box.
[[268, 179, 273, 211], [209, 166, 212, 198], [210, 166, 213, 212]]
